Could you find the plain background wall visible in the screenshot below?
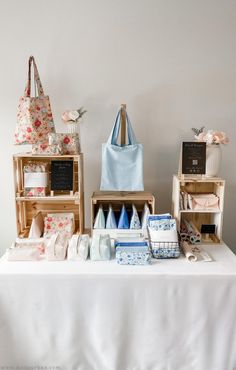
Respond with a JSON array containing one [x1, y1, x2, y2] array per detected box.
[[0, 0, 235, 255]]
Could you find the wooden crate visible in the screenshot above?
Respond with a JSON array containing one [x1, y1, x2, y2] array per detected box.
[[13, 153, 84, 237], [91, 191, 155, 238], [172, 175, 225, 243]]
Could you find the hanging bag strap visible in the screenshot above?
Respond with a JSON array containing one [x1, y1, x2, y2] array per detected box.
[[107, 109, 137, 146], [24, 56, 44, 97]]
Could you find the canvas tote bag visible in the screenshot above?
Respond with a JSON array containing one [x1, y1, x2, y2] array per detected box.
[[14, 56, 55, 144], [100, 109, 144, 191]]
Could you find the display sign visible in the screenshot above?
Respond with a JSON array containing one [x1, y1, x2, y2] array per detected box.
[[182, 142, 206, 175], [201, 224, 216, 234], [51, 160, 73, 191]]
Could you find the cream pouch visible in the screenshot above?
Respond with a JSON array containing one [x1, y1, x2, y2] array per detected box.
[[67, 234, 90, 261], [191, 194, 219, 210], [7, 247, 40, 261], [90, 234, 111, 261], [15, 237, 45, 254], [46, 233, 68, 261]]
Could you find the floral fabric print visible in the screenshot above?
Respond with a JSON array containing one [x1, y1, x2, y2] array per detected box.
[[48, 133, 80, 155], [44, 213, 75, 242], [14, 56, 55, 145], [32, 143, 62, 155], [116, 247, 151, 265], [24, 162, 48, 197], [130, 204, 141, 229]]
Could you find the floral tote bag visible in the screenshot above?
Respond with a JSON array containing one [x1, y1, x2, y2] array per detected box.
[[14, 56, 55, 144]]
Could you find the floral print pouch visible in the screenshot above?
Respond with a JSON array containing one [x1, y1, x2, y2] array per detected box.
[[48, 133, 80, 155], [14, 56, 55, 145], [44, 213, 75, 242], [32, 143, 62, 155]]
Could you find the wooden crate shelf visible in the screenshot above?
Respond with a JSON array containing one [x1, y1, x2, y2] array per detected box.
[[91, 191, 155, 238], [172, 175, 225, 244], [13, 153, 84, 237]]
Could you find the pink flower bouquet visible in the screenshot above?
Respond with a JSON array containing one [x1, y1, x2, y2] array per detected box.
[[192, 127, 229, 145]]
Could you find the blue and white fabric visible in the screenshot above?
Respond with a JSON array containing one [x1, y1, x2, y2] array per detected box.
[[130, 204, 141, 229], [106, 204, 117, 229], [94, 205, 105, 229], [148, 214, 180, 259], [118, 204, 129, 229], [141, 203, 150, 229], [148, 214, 176, 231], [115, 237, 151, 265]]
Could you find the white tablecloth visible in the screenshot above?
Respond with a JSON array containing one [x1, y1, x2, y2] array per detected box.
[[0, 244, 236, 370]]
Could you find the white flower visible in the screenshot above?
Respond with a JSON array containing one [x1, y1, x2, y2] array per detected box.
[[205, 130, 214, 145], [68, 110, 80, 121]]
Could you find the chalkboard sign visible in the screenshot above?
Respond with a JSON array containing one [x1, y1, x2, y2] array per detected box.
[[201, 224, 216, 234], [182, 142, 206, 175], [51, 160, 73, 191]]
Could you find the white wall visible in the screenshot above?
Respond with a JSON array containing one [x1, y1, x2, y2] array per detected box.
[[0, 0, 235, 254]]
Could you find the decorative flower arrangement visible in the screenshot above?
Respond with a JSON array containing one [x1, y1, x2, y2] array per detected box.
[[62, 107, 87, 124], [192, 127, 229, 145]]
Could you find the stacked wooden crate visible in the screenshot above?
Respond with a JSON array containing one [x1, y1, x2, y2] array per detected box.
[[13, 153, 84, 237]]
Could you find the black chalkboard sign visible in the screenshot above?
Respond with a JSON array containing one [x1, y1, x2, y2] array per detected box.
[[51, 160, 73, 191], [182, 142, 206, 175], [201, 224, 216, 234]]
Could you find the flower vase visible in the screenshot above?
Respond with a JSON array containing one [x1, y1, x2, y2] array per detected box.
[[205, 144, 222, 177], [66, 122, 79, 134]]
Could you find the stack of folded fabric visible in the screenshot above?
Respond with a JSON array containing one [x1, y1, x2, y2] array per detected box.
[[94, 203, 150, 230], [115, 237, 151, 265], [24, 162, 48, 197], [147, 214, 180, 258]]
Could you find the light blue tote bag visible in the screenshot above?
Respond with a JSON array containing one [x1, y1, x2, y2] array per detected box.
[[100, 109, 144, 191]]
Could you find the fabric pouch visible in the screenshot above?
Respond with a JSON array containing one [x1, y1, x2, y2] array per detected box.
[[191, 194, 219, 210], [7, 247, 41, 261], [67, 234, 90, 261], [44, 213, 75, 241], [118, 204, 129, 229], [46, 233, 68, 261], [106, 204, 117, 229], [48, 133, 80, 155], [90, 234, 111, 261], [32, 143, 62, 155], [94, 205, 106, 229], [14, 237, 45, 254]]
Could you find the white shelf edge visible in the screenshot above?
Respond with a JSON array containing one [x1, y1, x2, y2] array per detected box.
[[179, 209, 222, 213]]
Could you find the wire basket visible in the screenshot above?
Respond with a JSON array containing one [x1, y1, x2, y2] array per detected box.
[[147, 227, 181, 259]]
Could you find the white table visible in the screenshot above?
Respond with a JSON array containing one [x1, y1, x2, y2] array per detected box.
[[0, 244, 236, 370]]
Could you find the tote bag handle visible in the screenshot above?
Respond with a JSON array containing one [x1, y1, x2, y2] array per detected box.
[[107, 109, 137, 146], [24, 56, 44, 97]]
